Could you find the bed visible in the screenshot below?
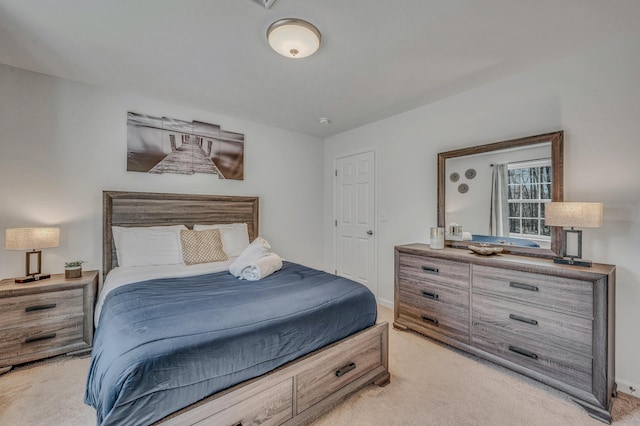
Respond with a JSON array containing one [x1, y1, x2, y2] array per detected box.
[[85, 191, 390, 426]]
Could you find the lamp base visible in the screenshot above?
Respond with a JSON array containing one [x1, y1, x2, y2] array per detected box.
[[14, 274, 52, 284], [553, 257, 592, 267]]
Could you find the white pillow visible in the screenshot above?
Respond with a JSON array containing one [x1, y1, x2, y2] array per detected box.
[[112, 225, 187, 267], [193, 223, 250, 257]]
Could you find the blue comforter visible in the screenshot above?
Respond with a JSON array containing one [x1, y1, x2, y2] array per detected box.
[[84, 261, 377, 426]]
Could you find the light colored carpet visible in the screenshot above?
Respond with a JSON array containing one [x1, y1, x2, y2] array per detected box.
[[1, 305, 638, 425]]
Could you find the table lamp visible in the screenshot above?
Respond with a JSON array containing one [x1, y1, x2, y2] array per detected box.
[[544, 202, 603, 267], [5, 227, 60, 283]]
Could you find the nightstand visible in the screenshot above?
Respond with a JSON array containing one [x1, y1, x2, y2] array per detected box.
[[0, 270, 98, 374]]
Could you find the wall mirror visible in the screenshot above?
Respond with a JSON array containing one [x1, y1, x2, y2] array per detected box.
[[437, 131, 564, 258]]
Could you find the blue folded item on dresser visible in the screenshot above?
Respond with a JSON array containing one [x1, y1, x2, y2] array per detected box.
[[84, 261, 377, 426], [471, 234, 540, 247]]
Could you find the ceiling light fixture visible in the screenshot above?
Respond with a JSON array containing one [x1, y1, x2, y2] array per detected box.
[[267, 18, 322, 59], [318, 117, 331, 125]]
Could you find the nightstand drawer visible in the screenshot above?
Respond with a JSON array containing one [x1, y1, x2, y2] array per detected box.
[[0, 317, 85, 365], [397, 253, 470, 290], [0, 289, 84, 329], [472, 265, 593, 318]]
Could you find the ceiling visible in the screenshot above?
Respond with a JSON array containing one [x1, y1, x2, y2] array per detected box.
[[1, 0, 638, 138]]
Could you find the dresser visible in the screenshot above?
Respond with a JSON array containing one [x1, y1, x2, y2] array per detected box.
[[394, 244, 615, 424], [0, 270, 98, 373]]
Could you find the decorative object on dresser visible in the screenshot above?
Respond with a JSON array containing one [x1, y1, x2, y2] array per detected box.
[[545, 202, 604, 267], [468, 244, 503, 256], [5, 227, 60, 283], [64, 260, 86, 279], [0, 270, 98, 375], [394, 244, 616, 424], [429, 227, 445, 250]]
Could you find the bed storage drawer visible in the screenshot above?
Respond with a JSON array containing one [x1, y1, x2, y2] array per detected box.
[[472, 265, 593, 317], [0, 289, 84, 329], [296, 334, 383, 414], [195, 379, 293, 426]]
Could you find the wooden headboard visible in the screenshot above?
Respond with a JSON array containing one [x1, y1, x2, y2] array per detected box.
[[103, 191, 259, 278]]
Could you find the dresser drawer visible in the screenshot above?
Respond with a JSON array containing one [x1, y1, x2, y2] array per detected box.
[[473, 322, 592, 392], [0, 317, 85, 366], [398, 275, 469, 312], [473, 294, 592, 357], [296, 335, 382, 414], [398, 276, 469, 343], [195, 379, 292, 426], [0, 289, 84, 329], [472, 265, 593, 318], [398, 253, 470, 290]]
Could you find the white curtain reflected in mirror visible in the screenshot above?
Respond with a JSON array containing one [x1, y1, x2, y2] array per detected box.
[[489, 163, 509, 237]]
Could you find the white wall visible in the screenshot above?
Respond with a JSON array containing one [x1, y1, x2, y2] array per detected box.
[[0, 64, 324, 280], [324, 34, 640, 393]]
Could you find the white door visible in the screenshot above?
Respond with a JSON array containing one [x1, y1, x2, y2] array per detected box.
[[335, 150, 376, 296]]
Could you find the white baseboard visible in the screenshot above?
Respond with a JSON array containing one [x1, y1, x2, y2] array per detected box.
[[377, 297, 393, 309], [616, 378, 639, 398]]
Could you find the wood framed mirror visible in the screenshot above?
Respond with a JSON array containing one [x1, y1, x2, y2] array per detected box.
[[437, 131, 564, 258]]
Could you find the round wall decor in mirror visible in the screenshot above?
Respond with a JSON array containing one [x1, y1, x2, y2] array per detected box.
[[458, 183, 469, 194], [450, 172, 460, 182], [465, 168, 476, 179]]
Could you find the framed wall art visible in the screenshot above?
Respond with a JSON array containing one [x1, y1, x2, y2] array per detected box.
[[126, 112, 244, 180]]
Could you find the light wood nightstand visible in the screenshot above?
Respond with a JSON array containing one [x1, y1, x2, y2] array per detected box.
[[0, 270, 98, 374]]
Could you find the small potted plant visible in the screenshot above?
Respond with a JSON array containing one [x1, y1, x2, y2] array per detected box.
[[64, 260, 86, 279]]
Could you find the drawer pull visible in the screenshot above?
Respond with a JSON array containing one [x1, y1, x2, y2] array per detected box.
[[509, 281, 539, 292], [25, 303, 57, 312], [421, 315, 439, 325], [335, 362, 356, 377], [509, 314, 538, 326], [421, 265, 439, 274], [25, 333, 56, 344], [508, 345, 538, 360], [422, 291, 439, 300]]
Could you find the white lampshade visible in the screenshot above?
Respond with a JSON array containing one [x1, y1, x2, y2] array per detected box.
[[6, 227, 60, 250], [544, 202, 603, 228], [267, 18, 321, 59]]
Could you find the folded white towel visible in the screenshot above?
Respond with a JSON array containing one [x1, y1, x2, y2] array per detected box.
[[240, 252, 283, 281], [229, 237, 272, 277], [462, 232, 473, 241]]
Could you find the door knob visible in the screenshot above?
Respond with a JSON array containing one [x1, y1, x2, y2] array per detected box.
[[367, 230, 374, 236]]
